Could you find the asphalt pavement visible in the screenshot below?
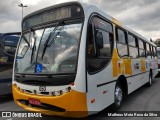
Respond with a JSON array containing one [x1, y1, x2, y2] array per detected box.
[[1, 77, 160, 120]]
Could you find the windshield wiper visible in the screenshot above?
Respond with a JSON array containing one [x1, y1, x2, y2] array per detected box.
[[30, 29, 36, 63], [41, 21, 63, 59]]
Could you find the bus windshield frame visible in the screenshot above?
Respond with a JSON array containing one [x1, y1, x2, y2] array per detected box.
[[15, 4, 84, 76]]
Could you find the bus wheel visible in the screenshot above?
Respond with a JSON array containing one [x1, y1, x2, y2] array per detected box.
[[147, 72, 152, 87], [112, 82, 123, 111]]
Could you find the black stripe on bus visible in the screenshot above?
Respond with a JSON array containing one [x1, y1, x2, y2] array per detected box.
[[97, 68, 158, 87], [126, 68, 158, 78], [126, 71, 149, 78], [97, 80, 117, 87], [97, 71, 148, 87]]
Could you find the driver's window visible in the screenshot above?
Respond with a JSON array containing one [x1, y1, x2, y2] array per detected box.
[[97, 29, 112, 58], [87, 16, 113, 73]]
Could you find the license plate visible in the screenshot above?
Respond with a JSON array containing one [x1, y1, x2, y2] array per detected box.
[[29, 98, 41, 106]]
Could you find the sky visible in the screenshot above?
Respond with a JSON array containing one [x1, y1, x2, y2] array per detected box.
[[0, 0, 160, 41]]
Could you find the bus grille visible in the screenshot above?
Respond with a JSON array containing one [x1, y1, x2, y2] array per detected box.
[[18, 99, 66, 112]]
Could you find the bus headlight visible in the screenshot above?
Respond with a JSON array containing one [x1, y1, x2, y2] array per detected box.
[[52, 91, 60, 96], [60, 90, 63, 95], [51, 87, 71, 96], [65, 87, 71, 92]]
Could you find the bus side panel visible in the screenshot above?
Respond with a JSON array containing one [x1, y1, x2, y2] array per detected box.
[[127, 75, 141, 94], [142, 72, 149, 85], [86, 64, 116, 114], [153, 68, 158, 78], [152, 59, 158, 78], [96, 82, 116, 110]]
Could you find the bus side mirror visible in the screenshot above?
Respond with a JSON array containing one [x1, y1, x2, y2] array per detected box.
[[96, 32, 103, 49]]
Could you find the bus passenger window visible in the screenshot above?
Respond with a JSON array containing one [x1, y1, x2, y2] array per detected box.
[[146, 43, 151, 59], [128, 34, 138, 58], [154, 47, 157, 58], [116, 28, 128, 57], [138, 39, 145, 58]]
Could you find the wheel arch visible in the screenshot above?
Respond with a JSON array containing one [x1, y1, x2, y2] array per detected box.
[[117, 75, 128, 96], [150, 69, 153, 77]]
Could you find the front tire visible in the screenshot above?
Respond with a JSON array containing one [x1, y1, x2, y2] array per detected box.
[[112, 82, 123, 111]]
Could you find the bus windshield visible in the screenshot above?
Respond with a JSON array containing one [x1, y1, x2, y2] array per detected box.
[[15, 23, 82, 74]]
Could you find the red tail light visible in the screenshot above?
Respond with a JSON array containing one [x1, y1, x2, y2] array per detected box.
[[71, 82, 75, 86]]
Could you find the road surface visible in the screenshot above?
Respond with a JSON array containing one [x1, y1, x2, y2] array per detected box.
[[1, 77, 160, 120]]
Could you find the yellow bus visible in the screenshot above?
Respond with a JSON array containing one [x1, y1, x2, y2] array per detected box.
[[12, 1, 158, 118]]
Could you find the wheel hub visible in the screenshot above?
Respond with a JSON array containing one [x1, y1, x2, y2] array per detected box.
[[115, 86, 123, 106]]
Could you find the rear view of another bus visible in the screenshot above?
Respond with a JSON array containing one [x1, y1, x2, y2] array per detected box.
[[0, 33, 20, 95]]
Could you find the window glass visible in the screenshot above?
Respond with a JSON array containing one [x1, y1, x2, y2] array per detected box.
[[157, 48, 160, 58], [138, 39, 145, 58], [146, 43, 150, 51], [98, 29, 111, 58], [149, 44, 152, 58], [117, 29, 126, 44], [154, 47, 157, 57], [151, 46, 154, 57], [87, 17, 113, 73], [117, 43, 128, 57], [139, 49, 145, 57], [37, 24, 81, 74], [116, 28, 128, 57], [146, 43, 153, 59], [129, 46, 138, 58], [128, 34, 136, 46], [138, 39, 144, 49], [92, 17, 112, 33], [127, 33, 139, 58]]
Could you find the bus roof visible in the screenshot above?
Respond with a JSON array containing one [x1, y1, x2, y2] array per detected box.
[[22, 1, 156, 47]]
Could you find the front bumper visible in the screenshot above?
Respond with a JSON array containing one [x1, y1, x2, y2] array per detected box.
[[12, 84, 88, 118]]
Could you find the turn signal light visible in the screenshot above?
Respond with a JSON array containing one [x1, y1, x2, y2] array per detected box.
[[91, 98, 95, 103]]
